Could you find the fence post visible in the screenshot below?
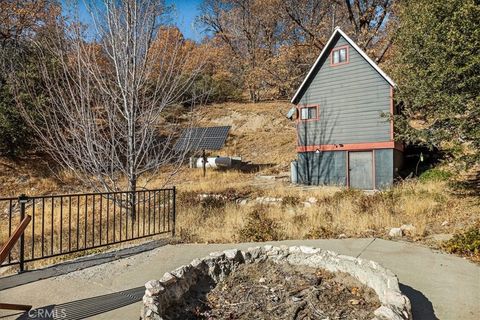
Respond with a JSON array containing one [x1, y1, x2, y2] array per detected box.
[[172, 187, 176, 237], [18, 194, 28, 273]]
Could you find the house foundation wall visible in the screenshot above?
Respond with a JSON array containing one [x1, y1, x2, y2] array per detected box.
[[297, 149, 400, 189], [297, 151, 347, 186]]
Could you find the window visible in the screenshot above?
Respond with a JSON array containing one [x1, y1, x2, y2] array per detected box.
[[300, 106, 318, 120], [331, 46, 348, 65]]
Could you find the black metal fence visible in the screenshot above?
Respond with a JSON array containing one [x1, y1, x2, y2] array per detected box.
[[0, 188, 176, 271]]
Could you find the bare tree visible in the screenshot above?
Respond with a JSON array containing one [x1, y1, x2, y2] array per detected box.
[[199, 0, 273, 102], [343, 0, 394, 63], [281, 0, 335, 50], [14, 0, 204, 217], [283, 0, 395, 63]]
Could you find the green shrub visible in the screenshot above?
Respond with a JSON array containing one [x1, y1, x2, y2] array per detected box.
[[443, 223, 480, 261], [180, 73, 242, 106], [0, 84, 33, 156], [239, 207, 282, 242], [419, 168, 452, 182]]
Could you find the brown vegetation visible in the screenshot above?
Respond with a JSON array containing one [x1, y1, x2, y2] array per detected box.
[[165, 260, 380, 319], [174, 170, 480, 252], [198, 0, 396, 101], [193, 101, 296, 170], [1, 101, 479, 265]]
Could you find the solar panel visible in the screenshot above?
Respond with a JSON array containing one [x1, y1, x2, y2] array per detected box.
[[174, 126, 231, 151]]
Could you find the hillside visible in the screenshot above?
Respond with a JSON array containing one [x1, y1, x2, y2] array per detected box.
[[0, 101, 479, 263], [194, 101, 296, 172], [0, 101, 296, 197]]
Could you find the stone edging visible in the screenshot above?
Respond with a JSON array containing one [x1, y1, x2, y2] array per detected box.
[[141, 245, 412, 320]]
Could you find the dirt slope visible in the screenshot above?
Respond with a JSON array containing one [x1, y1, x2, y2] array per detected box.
[[194, 101, 297, 172]]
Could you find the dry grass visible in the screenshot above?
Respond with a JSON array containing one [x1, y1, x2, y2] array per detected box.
[[0, 156, 87, 198], [173, 170, 480, 245], [1, 100, 479, 268], [193, 101, 296, 171], [0, 190, 173, 271]]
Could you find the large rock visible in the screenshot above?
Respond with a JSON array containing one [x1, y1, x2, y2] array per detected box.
[[307, 197, 317, 204], [145, 280, 164, 296], [159, 272, 176, 286], [400, 224, 416, 235], [388, 228, 403, 237]]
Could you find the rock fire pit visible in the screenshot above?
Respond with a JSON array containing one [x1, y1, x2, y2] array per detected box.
[[141, 246, 411, 320]]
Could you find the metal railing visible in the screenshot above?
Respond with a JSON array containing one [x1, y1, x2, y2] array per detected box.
[[0, 188, 176, 271]]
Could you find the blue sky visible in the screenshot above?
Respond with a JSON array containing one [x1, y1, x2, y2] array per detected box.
[[166, 0, 204, 41], [63, 0, 204, 42]]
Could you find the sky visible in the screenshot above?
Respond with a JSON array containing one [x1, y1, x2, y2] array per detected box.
[[166, 0, 204, 41], [62, 0, 205, 42]]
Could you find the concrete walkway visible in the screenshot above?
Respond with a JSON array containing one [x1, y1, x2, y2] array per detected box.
[[0, 238, 479, 319]]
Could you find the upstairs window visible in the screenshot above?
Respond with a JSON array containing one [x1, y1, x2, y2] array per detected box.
[[331, 46, 349, 66], [300, 106, 318, 120]]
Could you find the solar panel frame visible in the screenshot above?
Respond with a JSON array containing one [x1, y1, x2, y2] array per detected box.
[[174, 126, 231, 151]]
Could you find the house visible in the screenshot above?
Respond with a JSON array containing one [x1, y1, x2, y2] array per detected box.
[[291, 27, 403, 190]]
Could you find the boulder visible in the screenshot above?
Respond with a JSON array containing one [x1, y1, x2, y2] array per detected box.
[[159, 272, 176, 286], [307, 197, 317, 204], [388, 228, 403, 238], [400, 224, 416, 235], [145, 280, 164, 296]]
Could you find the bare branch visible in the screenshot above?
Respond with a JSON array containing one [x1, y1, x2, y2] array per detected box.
[[13, 0, 205, 215]]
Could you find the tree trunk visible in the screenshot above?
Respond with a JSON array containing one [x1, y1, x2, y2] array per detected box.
[[14, 1, 200, 200], [128, 175, 137, 221], [128, 117, 137, 221]]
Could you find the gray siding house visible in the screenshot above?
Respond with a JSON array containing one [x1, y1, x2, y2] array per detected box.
[[292, 28, 403, 189]]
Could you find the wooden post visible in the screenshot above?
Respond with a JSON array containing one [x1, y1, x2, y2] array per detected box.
[[202, 149, 207, 177]]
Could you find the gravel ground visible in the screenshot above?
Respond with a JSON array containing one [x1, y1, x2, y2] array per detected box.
[[165, 260, 380, 319]]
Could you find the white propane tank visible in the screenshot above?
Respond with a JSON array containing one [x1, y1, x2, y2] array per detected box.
[[195, 156, 232, 168]]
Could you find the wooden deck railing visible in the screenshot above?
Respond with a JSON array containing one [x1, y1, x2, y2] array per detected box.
[[0, 214, 32, 312], [0, 215, 31, 265]]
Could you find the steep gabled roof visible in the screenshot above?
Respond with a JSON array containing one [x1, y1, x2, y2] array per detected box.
[[291, 27, 395, 104]]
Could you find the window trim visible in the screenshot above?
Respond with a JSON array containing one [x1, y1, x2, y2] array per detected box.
[[297, 105, 319, 122], [330, 45, 349, 66]]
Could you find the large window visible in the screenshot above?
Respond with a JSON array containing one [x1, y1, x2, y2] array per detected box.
[[300, 106, 318, 120], [331, 46, 348, 65]]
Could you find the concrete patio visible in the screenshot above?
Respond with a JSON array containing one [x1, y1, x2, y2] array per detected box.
[[0, 238, 479, 319]]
